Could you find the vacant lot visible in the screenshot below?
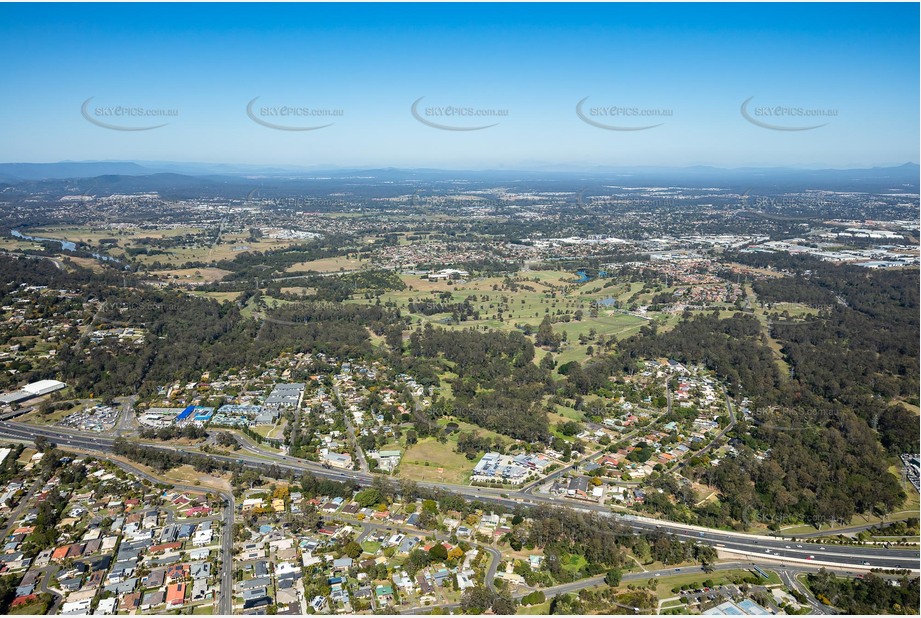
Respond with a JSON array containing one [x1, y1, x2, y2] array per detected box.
[[152, 267, 233, 283], [190, 290, 244, 303], [284, 256, 367, 273], [163, 464, 233, 493], [399, 436, 475, 485]]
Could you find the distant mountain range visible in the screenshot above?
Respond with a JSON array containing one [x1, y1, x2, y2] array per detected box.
[[0, 161, 917, 196]]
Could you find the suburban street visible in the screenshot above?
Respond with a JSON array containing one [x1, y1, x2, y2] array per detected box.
[[401, 561, 863, 615], [332, 382, 370, 473], [100, 457, 236, 615], [2, 418, 917, 586], [348, 519, 502, 592]]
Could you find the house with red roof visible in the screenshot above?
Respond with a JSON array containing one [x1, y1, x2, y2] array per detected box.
[[183, 505, 211, 517], [166, 582, 186, 607], [10, 594, 39, 608], [149, 542, 182, 554]]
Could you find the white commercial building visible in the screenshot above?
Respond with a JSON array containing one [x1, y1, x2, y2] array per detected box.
[[0, 379, 66, 405]]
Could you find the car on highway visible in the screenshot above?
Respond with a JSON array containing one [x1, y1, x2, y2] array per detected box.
[[796, 544, 803, 548], [807, 555, 814, 560], [819, 546, 825, 550], [862, 561, 870, 566]]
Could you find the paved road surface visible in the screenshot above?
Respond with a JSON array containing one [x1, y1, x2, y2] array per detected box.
[[58, 448, 235, 615], [333, 382, 369, 473], [343, 518, 501, 592], [3, 420, 917, 576], [401, 561, 862, 615], [777, 567, 834, 614]]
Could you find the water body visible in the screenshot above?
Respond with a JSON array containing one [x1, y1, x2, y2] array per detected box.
[[575, 269, 609, 283], [11, 229, 121, 264]]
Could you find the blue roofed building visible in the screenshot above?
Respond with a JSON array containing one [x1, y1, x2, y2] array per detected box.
[[176, 405, 196, 422]]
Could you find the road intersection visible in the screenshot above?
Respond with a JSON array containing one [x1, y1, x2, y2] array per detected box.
[[1, 416, 916, 613]]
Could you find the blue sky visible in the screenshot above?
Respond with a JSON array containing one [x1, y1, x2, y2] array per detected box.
[[0, 3, 917, 169]]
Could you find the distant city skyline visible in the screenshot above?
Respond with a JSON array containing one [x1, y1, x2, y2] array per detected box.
[[0, 2, 917, 169]]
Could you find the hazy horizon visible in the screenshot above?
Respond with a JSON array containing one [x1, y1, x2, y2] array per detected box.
[[2, 159, 919, 175]]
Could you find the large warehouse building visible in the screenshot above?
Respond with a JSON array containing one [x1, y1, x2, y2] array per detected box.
[[0, 379, 66, 405]]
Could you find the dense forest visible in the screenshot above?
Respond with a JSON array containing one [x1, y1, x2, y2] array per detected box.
[[806, 570, 919, 615], [53, 290, 402, 398], [612, 254, 919, 527], [618, 313, 784, 402], [409, 323, 553, 441]]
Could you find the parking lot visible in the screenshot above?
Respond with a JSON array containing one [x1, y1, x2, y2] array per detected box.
[[57, 404, 119, 432]]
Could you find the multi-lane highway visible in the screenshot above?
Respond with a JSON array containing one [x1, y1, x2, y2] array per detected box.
[[2, 419, 918, 576]]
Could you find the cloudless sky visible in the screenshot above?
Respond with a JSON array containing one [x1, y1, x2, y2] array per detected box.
[[0, 2, 917, 169]]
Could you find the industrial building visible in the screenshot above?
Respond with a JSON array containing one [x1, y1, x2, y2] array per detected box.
[[0, 379, 66, 405]]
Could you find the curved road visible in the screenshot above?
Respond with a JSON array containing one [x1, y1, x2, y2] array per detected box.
[[2, 420, 917, 577], [401, 561, 862, 615]]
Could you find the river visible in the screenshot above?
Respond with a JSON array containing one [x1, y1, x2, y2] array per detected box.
[[11, 230, 121, 264]]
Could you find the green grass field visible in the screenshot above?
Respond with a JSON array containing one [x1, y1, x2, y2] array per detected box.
[[8, 599, 51, 615], [632, 568, 781, 599], [284, 255, 368, 273], [561, 553, 588, 573], [191, 604, 215, 615], [352, 270, 649, 380], [18, 399, 86, 425], [399, 436, 476, 485], [517, 600, 551, 614]]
